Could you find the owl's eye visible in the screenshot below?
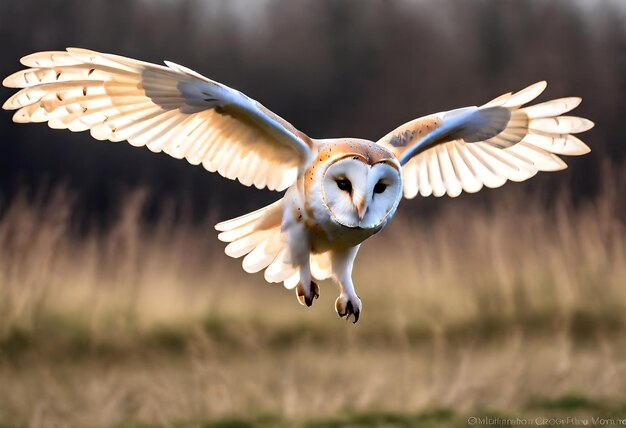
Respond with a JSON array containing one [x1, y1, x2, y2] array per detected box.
[[373, 182, 387, 194], [336, 178, 352, 193]]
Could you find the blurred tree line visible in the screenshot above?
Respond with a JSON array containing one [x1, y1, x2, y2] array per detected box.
[[0, 0, 624, 224]]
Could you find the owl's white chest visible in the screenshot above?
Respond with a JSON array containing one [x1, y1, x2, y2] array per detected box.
[[314, 211, 386, 251]]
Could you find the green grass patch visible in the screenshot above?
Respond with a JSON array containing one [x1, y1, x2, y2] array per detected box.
[[529, 393, 604, 411], [111, 398, 626, 428], [114, 410, 464, 428]]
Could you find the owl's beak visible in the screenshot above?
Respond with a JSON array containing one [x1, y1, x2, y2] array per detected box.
[[356, 197, 367, 221]]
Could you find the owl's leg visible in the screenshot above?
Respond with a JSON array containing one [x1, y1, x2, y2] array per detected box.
[[331, 245, 362, 323], [288, 222, 319, 307]]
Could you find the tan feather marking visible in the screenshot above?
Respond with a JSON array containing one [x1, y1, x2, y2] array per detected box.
[[304, 140, 399, 198], [387, 116, 441, 149]]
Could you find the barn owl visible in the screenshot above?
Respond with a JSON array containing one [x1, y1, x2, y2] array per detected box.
[[2, 49, 594, 323]]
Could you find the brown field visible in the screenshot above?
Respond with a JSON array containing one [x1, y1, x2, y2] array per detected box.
[[0, 167, 625, 427]]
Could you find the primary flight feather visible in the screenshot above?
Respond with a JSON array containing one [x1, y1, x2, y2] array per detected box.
[[2, 48, 594, 322]]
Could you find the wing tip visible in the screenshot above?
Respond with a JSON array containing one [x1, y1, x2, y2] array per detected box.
[[12, 109, 30, 123], [552, 156, 568, 171], [579, 118, 595, 133], [2, 98, 15, 111], [402, 190, 418, 200], [19, 51, 53, 67], [19, 53, 37, 67], [2, 72, 21, 89], [65, 47, 93, 56], [214, 222, 228, 232], [163, 60, 180, 71], [446, 188, 463, 198], [532, 80, 548, 93], [570, 96, 583, 109]]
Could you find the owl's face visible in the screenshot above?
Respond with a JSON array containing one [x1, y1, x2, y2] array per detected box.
[[321, 156, 402, 229]]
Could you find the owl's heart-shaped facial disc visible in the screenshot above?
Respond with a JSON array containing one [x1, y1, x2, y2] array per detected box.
[[321, 157, 402, 229]]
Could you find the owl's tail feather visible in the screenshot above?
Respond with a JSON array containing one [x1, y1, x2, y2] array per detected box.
[[215, 199, 333, 289], [215, 198, 300, 289]]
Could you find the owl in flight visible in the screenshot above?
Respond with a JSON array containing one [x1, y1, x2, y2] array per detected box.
[[3, 49, 594, 322]]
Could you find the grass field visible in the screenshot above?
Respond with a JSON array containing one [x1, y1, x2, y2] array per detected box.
[[0, 167, 625, 427]]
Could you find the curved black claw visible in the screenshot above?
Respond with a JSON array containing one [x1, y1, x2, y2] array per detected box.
[[311, 281, 320, 299], [344, 301, 360, 324], [335, 295, 361, 324], [296, 281, 320, 307]]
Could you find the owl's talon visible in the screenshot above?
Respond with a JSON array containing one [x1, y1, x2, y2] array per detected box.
[[335, 294, 361, 323], [296, 281, 320, 307], [312, 281, 320, 300]]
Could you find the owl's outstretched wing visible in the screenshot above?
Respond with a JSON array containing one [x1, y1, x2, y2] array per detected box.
[[377, 82, 594, 198], [3, 48, 315, 191]]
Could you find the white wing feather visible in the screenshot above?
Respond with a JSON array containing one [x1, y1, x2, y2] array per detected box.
[[378, 82, 594, 198], [2, 48, 315, 191]]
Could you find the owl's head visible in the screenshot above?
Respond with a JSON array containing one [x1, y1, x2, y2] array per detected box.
[[321, 154, 402, 229]]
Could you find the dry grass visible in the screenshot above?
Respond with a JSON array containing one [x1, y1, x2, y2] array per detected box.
[[0, 167, 624, 427]]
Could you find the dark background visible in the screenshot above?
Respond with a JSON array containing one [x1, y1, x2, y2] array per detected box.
[[0, 0, 624, 224]]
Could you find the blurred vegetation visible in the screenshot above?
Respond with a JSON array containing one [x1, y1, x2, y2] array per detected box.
[[0, 165, 624, 426]]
